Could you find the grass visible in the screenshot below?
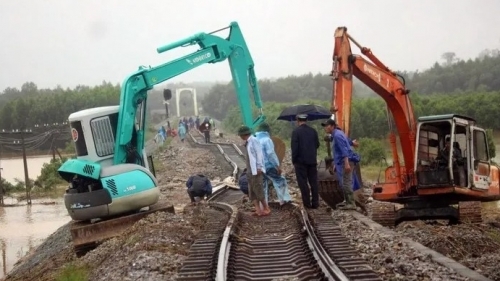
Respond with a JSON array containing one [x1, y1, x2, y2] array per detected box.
[[10, 185, 67, 202], [54, 264, 89, 281], [30, 185, 67, 199], [153, 157, 165, 174], [151, 137, 172, 174], [360, 164, 384, 183], [485, 229, 500, 243]]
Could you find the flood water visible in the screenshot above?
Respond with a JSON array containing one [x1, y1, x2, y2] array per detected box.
[[0, 156, 53, 184], [0, 156, 70, 278], [0, 199, 70, 278]]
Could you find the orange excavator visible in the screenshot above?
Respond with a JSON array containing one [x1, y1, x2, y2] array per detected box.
[[328, 27, 500, 226]]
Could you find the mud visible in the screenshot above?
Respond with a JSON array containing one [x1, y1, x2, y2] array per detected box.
[[396, 219, 500, 280], [332, 210, 470, 281], [5, 129, 500, 281]]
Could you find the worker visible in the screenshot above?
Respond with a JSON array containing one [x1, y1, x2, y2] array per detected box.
[[188, 117, 194, 129], [154, 130, 165, 146], [238, 168, 249, 196], [291, 114, 320, 209], [323, 130, 365, 209], [209, 117, 215, 129], [255, 122, 292, 205], [186, 173, 213, 205], [439, 136, 466, 186], [195, 116, 200, 129], [238, 125, 270, 216], [438, 136, 462, 163], [178, 122, 187, 143], [202, 123, 210, 143], [321, 119, 360, 210]]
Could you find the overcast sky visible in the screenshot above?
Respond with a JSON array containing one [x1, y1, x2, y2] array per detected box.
[[1, 0, 499, 91]]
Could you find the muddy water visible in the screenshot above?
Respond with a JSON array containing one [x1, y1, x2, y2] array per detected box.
[[0, 198, 70, 278], [0, 156, 53, 184]]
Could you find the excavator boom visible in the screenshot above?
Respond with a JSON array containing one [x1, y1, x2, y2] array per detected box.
[[331, 27, 417, 189], [114, 21, 265, 165]]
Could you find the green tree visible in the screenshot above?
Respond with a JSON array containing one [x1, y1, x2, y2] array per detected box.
[[486, 129, 496, 160]]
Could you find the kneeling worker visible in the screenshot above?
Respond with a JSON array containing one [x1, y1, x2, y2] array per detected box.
[[186, 173, 213, 204]]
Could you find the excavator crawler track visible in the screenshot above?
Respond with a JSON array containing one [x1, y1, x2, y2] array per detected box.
[[370, 201, 396, 227], [458, 201, 482, 224], [71, 202, 175, 257]]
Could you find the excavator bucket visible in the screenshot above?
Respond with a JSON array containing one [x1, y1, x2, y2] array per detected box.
[[271, 136, 286, 164], [317, 160, 366, 212], [317, 160, 345, 208]]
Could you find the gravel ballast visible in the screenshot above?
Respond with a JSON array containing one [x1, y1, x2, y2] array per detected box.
[[332, 210, 472, 281]]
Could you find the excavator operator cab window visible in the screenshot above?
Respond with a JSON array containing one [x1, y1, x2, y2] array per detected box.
[[472, 129, 490, 179], [416, 120, 470, 188]]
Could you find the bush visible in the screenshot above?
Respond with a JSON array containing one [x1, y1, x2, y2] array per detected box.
[[486, 129, 496, 160], [35, 158, 68, 190], [0, 177, 23, 194], [357, 138, 386, 165]]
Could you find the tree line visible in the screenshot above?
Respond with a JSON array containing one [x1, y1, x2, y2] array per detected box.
[[202, 48, 500, 121], [0, 81, 212, 132], [1, 49, 499, 139], [221, 93, 500, 139]]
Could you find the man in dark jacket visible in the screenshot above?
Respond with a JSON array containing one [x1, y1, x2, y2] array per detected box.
[[200, 122, 211, 143], [186, 173, 213, 204], [291, 114, 320, 209]]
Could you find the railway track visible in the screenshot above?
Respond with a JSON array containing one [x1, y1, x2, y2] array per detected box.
[[179, 129, 382, 280], [188, 129, 245, 178]]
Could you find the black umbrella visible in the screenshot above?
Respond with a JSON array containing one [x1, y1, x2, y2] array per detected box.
[[277, 104, 333, 121]]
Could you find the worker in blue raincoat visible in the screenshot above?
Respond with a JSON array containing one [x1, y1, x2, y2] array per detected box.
[[322, 119, 361, 210], [255, 122, 292, 205], [178, 122, 187, 143]]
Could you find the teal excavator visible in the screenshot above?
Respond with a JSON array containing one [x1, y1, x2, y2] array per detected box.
[[58, 22, 266, 222]]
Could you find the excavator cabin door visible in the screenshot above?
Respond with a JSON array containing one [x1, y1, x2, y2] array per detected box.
[[469, 126, 491, 190]]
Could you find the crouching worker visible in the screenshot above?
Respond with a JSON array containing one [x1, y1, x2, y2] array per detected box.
[[186, 173, 212, 205], [238, 168, 249, 195]]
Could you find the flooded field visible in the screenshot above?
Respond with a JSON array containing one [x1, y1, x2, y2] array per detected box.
[[0, 199, 70, 278], [0, 156, 53, 184]]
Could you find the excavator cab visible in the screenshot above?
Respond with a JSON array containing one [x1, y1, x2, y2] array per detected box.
[[415, 114, 491, 191]]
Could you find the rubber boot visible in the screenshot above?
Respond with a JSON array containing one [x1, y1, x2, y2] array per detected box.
[[339, 193, 356, 210], [336, 200, 347, 208]]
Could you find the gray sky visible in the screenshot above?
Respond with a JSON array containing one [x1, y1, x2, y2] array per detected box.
[[1, 0, 499, 91]]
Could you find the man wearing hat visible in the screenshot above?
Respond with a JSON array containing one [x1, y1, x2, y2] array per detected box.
[[291, 114, 320, 209], [322, 119, 358, 210], [237, 125, 271, 216], [255, 122, 292, 205]]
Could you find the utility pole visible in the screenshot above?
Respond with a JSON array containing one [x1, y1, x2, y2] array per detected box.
[[0, 144, 3, 206], [21, 130, 31, 205], [7, 128, 33, 205]]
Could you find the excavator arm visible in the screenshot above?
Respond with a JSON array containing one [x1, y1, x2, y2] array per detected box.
[[114, 21, 265, 165], [331, 27, 417, 189]]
